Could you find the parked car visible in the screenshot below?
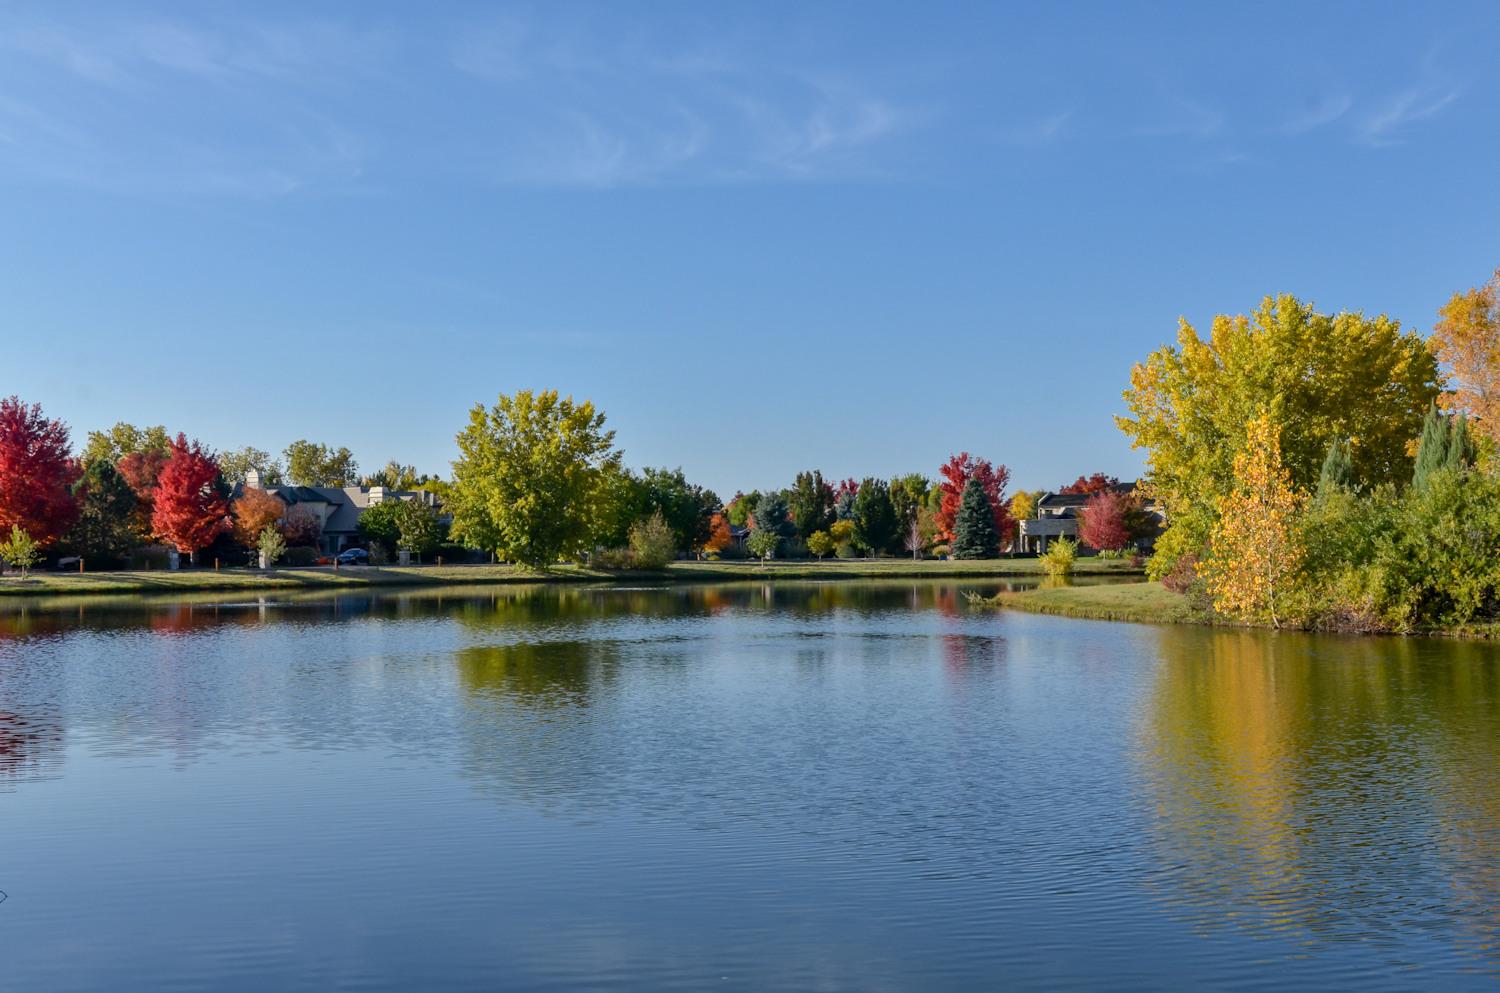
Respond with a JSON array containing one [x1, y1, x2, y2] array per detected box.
[[335, 548, 370, 565]]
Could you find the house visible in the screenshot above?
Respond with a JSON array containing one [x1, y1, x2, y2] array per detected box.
[[236, 469, 443, 554], [1015, 481, 1165, 553]]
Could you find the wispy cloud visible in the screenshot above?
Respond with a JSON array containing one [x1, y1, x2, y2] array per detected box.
[[1359, 84, 1461, 146], [448, 20, 918, 187], [1281, 91, 1352, 134], [994, 110, 1072, 147]]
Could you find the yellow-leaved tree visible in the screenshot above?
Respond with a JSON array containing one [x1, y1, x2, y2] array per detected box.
[[1431, 268, 1500, 445], [1201, 412, 1305, 628]]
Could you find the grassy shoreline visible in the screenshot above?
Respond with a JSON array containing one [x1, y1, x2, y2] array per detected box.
[[0, 557, 1144, 599], [978, 581, 1211, 626]]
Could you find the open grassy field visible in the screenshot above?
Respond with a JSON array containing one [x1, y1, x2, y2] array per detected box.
[[0, 556, 1144, 598], [979, 580, 1209, 626]]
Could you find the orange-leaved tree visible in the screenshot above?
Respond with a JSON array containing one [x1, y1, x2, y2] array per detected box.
[[1200, 413, 1304, 628], [152, 434, 230, 561], [232, 486, 286, 547], [1432, 268, 1500, 444], [703, 512, 733, 554]]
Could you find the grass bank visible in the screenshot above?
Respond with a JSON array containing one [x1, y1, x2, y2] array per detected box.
[[0, 557, 1144, 599], [977, 580, 1210, 626]]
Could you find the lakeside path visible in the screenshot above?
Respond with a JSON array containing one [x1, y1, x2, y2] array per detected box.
[[0, 558, 1144, 599]]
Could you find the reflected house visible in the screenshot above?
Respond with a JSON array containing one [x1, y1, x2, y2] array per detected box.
[[234, 469, 444, 555], [1015, 480, 1164, 553]]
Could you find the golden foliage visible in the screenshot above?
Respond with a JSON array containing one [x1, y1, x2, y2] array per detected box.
[[1201, 413, 1305, 628]]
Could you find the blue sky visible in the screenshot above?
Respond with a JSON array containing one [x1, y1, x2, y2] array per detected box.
[[3, 1, 1498, 497]]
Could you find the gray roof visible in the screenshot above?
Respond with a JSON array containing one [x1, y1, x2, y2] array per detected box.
[[229, 483, 432, 534]]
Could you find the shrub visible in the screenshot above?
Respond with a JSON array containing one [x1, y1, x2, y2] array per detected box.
[[591, 547, 633, 570], [282, 545, 321, 567], [1159, 552, 1199, 594], [628, 511, 676, 570], [1040, 537, 1077, 578]]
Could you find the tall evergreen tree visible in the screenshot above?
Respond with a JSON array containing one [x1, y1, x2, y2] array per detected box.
[[752, 491, 794, 539], [851, 477, 897, 555], [951, 478, 999, 559], [1413, 405, 1477, 490], [65, 459, 138, 565], [1316, 438, 1355, 497]]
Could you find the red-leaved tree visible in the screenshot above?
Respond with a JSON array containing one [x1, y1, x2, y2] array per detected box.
[[1079, 489, 1136, 551], [118, 448, 170, 537], [936, 453, 1012, 545], [1060, 473, 1120, 495], [151, 434, 230, 560], [0, 396, 79, 547]]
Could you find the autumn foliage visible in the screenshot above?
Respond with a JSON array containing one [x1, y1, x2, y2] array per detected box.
[[1060, 472, 1120, 495], [1431, 268, 1500, 443], [1079, 489, 1137, 551], [232, 487, 287, 547], [935, 453, 1012, 545], [703, 512, 733, 553], [0, 396, 79, 547], [1201, 413, 1304, 628], [118, 448, 170, 536], [151, 434, 230, 556]]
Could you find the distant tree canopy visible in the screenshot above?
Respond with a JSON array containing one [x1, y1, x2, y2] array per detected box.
[[789, 470, 835, 541], [851, 477, 897, 555], [283, 440, 359, 487], [952, 478, 999, 559], [80, 422, 170, 467], [66, 459, 138, 563], [220, 446, 284, 485]]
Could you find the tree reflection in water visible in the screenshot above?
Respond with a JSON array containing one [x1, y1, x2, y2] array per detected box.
[[1137, 625, 1500, 967]]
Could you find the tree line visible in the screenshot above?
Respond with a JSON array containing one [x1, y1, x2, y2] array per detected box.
[[0, 386, 1146, 574]]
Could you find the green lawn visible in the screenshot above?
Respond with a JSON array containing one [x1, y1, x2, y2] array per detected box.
[[0, 556, 1143, 598], [978, 580, 1208, 626]]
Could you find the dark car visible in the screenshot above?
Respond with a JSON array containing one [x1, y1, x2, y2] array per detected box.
[[335, 548, 370, 565]]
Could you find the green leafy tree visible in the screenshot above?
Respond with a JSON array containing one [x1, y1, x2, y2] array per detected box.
[[80, 422, 170, 465], [283, 440, 359, 486], [0, 525, 41, 577], [449, 389, 621, 568], [788, 470, 835, 540], [1118, 293, 1440, 577], [357, 499, 403, 554], [638, 467, 719, 554], [65, 459, 139, 564], [219, 446, 284, 485], [806, 530, 835, 560], [951, 478, 999, 559], [747, 528, 779, 562], [851, 477, 897, 555], [889, 474, 930, 533], [393, 499, 442, 555], [725, 490, 760, 528]]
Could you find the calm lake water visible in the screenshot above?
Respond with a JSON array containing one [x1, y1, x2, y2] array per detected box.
[[1, 580, 1498, 992]]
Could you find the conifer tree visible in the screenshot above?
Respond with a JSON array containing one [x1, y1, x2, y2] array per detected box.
[[951, 478, 999, 559], [1413, 405, 1477, 491], [1316, 438, 1355, 497], [753, 492, 793, 539], [66, 459, 138, 564]]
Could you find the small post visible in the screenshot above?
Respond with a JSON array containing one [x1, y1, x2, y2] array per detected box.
[[215, 558, 220, 571], [437, 555, 443, 568], [79, 558, 85, 574]]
